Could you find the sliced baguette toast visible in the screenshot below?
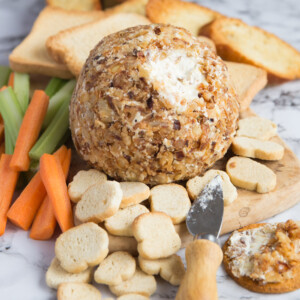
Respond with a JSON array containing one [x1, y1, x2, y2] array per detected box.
[[201, 18, 300, 82], [9, 7, 104, 78], [226, 62, 267, 111], [47, 0, 101, 11], [46, 13, 150, 77], [105, 0, 148, 16], [146, 0, 222, 36]]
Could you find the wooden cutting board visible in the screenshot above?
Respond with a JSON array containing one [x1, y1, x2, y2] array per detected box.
[[106, 108, 300, 254]]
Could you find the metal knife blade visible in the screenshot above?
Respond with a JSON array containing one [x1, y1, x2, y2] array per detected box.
[[186, 175, 224, 239]]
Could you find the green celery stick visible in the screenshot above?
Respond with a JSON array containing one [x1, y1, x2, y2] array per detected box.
[[29, 99, 70, 160], [45, 77, 67, 98], [56, 128, 71, 149], [42, 79, 76, 129], [13, 72, 30, 114], [0, 87, 23, 147], [4, 128, 14, 155], [0, 66, 11, 87]]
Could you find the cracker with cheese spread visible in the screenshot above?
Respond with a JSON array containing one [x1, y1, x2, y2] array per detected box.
[[223, 220, 300, 293]]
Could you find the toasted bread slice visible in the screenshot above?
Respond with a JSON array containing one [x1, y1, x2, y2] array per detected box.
[[57, 283, 102, 300], [236, 116, 277, 140], [201, 18, 300, 82], [47, 0, 101, 11], [46, 13, 150, 77], [109, 267, 156, 297], [226, 62, 267, 111], [226, 156, 276, 193], [146, 0, 222, 36], [106, 0, 148, 16], [232, 137, 284, 161], [9, 7, 104, 78], [46, 257, 93, 289], [94, 251, 136, 285]]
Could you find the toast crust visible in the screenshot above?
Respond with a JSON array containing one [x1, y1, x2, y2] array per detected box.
[[105, 0, 148, 16], [223, 223, 300, 293], [9, 55, 73, 79], [9, 7, 104, 78], [201, 17, 300, 83], [225, 62, 267, 111], [47, 0, 101, 11], [146, 0, 222, 36], [46, 13, 150, 77]]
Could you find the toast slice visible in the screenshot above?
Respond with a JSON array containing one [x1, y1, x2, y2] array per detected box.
[[201, 18, 300, 82], [9, 7, 104, 78], [226, 62, 267, 111], [106, 0, 148, 16], [46, 13, 150, 77], [146, 0, 222, 36], [47, 0, 101, 11]]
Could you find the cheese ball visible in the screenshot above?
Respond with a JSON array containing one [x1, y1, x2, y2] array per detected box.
[[70, 24, 239, 184]]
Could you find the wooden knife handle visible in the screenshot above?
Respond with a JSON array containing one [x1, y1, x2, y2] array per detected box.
[[175, 239, 223, 300]]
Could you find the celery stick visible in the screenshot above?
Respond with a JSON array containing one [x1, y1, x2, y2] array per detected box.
[[42, 79, 76, 129], [29, 99, 70, 160], [0, 87, 23, 146], [0, 66, 11, 87], [4, 128, 14, 155], [14, 72, 30, 114], [57, 128, 71, 148], [45, 77, 67, 98]]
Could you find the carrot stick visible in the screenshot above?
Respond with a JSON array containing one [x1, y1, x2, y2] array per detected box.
[[0, 86, 7, 92], [8, 73, 14, 88], [61, 148, 72, 180], [10, 90, 49, 171], [29, 196, 56, 240], [39, 153, 73, 232], [30, 148, 71, 240], [7, 145, 67, 230], [0, 154, 19, 235]]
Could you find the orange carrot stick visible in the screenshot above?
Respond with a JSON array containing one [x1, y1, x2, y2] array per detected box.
[[10, 90, 49, 171], [8, 73, 14, 88], [39, 153, 73, 232], [0, 154, 19, 235], [29, 196, 56, 240], [7, 145, 67, 230], [30, 149, 71, 240], [0, 86, 7, 92], [62, 148, 72, 177]]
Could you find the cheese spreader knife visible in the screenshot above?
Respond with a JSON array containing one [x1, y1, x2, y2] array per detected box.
[[176, 175, 224, 300]]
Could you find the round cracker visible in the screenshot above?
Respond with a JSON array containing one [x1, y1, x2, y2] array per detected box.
[[223, 223, 300, 293]]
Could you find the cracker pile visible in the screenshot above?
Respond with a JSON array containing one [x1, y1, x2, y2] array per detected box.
[[227, 116, 284, 193], [46, 114, 284, 297], [46, 115, 285, 297]]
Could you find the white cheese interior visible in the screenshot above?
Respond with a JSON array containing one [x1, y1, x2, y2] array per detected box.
[[140, 49, 208, 112], [227, 224, 276, 279]]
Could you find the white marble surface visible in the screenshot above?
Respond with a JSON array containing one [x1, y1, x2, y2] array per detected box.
[[0, 0, 300, 299]]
